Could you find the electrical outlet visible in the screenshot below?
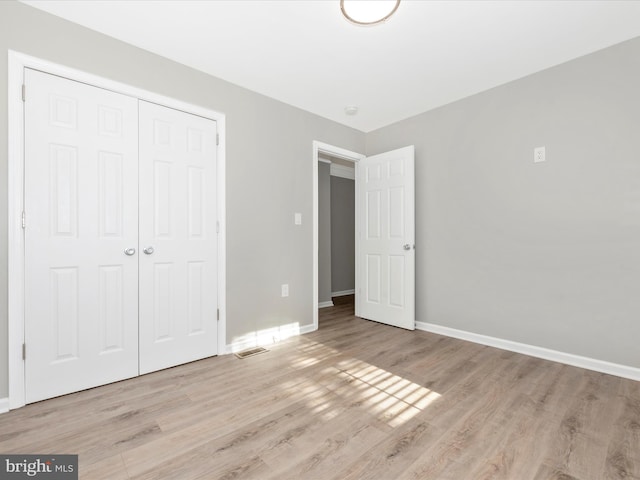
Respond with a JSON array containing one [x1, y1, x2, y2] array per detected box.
[[534, 146, 546, 163], [281, 284, 289, 297]]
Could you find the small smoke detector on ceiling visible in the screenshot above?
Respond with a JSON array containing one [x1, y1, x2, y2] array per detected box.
[[344, 105, 359, 116]]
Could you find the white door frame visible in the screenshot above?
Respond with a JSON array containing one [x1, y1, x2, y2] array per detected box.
[[312, 141, 365, 330], [7, 50, 227, 410]]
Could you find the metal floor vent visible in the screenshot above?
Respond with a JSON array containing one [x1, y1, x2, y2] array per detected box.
[[235, 347, 268, 359]]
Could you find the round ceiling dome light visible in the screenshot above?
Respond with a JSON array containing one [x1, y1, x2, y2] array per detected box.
[[340, 0, 401, 26]]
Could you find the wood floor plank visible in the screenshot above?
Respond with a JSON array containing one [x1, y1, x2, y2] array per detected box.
[[122, 379, 336, 477], [603, 380, 640, 479], [1, 295, 638, 480], [79, 454, 130, 480], [394, 355, 534, 480], [335, 420, 445, 480], [263, 415, 388, 480], [542, 371, 623, 480], [533, 464, 584, 480], [460, 405, 557, 480]]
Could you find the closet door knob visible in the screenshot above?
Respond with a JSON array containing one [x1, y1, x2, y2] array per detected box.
[[143, 246, 155, 255], [124, 247, 136, 256]]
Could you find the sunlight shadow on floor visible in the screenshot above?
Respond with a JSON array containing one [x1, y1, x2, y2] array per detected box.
[[290, 340, 441, 428]]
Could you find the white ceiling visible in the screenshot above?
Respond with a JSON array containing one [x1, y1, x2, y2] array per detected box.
[[22, 0, 640, 132]]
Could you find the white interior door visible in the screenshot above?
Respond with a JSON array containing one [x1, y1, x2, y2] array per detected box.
[[138, 101, 218, 374], [24, 69, 139, 403], [356, 146, 415, 330]]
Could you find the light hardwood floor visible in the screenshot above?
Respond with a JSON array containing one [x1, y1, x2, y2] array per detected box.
[[2, 295, 639, 479]]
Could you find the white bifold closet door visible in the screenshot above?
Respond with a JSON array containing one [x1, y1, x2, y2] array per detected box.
[[24, 69, 140, 403], [24, 69, 218, 403], [138, 101, 218, 374]]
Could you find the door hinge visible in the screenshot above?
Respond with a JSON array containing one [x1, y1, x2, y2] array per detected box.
[[22, 343, 26, 360], [216, 221, 220, 234], [21, 211, 26, 229], [217, 309, 220, 321], [21, 84, 25, 102], [216, 133, 219, 146]]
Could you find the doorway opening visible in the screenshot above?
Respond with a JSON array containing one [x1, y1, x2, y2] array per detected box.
[[312, 141, 364, 330], [318, 154, 357, 310]]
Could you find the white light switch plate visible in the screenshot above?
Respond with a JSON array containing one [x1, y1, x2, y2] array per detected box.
[[294, 213, 302, 225], [281, 284, 289, 297]]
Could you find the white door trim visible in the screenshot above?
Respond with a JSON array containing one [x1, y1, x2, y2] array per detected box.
[[7, 50, 227, 410], [312, 141, 365, 330]]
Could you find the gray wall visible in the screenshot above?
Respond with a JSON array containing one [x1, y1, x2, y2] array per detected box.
[[330, 176, 355, 293], [0, 1, 365, 398], [367, 36, 640, 368], [318, 163, 332, 304]]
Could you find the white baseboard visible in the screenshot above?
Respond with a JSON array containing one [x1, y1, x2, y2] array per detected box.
[[318, 301, 334, 308], [416, 321, 640, 382], [0, 398, 9, 414], [299, 324, 316, 335], [331, 289, 355, 297], [224, 323, 316, 354]]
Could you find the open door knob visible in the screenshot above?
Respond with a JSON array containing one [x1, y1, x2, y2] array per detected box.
[[403, 244, 411, 250]]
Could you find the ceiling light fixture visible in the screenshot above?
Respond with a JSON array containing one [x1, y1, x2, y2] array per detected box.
[[340, 0, 401, 26]]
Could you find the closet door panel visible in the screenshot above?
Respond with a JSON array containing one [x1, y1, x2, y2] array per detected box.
[[138, 101, 218, 374], [24, 68, 139, 403]]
